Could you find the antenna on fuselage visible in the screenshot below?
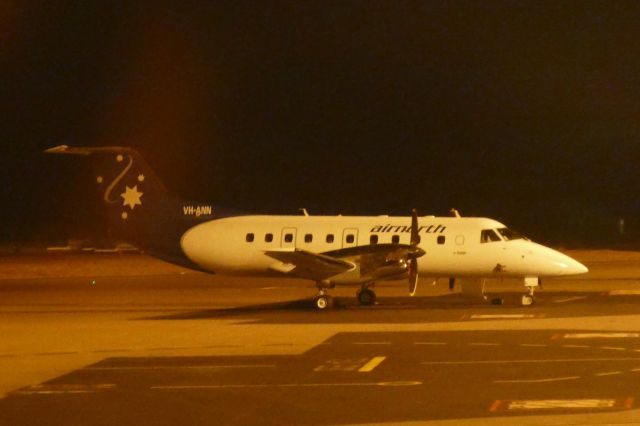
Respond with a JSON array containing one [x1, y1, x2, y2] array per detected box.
[[450, 208, 461, 218], [299, 208, 309, 216]]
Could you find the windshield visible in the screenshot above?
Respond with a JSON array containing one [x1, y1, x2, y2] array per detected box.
[[480, 229, 502, 243], [496, 227, 524, 241]]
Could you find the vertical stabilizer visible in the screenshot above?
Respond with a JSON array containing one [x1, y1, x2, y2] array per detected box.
[[45, 145, 216, 267]]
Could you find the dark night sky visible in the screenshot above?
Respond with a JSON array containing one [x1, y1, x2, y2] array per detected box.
[[2, 1, 640, 245]]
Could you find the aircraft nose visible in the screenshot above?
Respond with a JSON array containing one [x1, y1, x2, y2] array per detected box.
[[567, 258, 589, 275], [552, 253, 589, 275]]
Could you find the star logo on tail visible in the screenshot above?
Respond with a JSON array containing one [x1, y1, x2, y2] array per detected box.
[[121, 185, 143, 210]]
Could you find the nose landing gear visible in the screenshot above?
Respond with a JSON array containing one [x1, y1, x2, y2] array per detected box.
[[521, 276, 539, 306]]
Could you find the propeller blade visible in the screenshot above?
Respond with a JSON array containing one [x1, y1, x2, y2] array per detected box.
[[410, 208, 420, 246], [408, 257, 418, 296], [408, 208, 421, 296]]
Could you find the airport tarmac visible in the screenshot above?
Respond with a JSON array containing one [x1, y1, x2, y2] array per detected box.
[[2, 251, 640, 425]]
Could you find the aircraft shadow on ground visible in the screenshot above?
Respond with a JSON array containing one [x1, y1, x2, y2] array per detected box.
[[143, 292, 548, 321]]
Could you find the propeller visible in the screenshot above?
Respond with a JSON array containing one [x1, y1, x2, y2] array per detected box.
[[408, 208, 426, 296]]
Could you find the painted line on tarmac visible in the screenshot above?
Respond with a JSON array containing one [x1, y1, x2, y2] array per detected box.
[[421, 357, 640, 365], [468, 314, 536, 319], [553, 332, 640, 339], [490, 397, 634, 412], [151, 381, 423, 390], [554, 296, 587, 303], [595, 371, 623, 377], [358, 356, 386, 372], [610, 290, 640, 295], [14, 384, 115, 395], [87, 364, 276, 370], [600, 346, 627, 351], [494, 376, 580, 384]]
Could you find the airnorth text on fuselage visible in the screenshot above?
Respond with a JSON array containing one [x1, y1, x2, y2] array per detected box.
[[370, 224, 446, 234]]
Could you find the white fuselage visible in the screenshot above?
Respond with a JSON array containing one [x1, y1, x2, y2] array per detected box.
[[180, 215, 587, 282]]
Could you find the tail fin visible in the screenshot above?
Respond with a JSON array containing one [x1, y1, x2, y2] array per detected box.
[[45, 145, 217, 267]]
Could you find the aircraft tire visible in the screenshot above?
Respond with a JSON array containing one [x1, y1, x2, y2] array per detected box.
[[315, 295, 333, 310], [521, 295, 534, 306], [357, 289, 376, 306]]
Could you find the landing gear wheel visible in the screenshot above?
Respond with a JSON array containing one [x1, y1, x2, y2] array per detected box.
[[521, 294, 535, 306], [357, 288, 376, 306], [314, 295, 333, 310]]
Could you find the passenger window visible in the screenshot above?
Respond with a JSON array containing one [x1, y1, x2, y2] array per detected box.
[[346, 234, 354, 244], [305, 234, 313, 243], [392, 235, 400, 244], [246, 233, 254, 243], [326, 234, 334, 243], [265, 233, 273, 243], [437, 235, 445, 245], [481, 229, 501, 243], [284, 233, 293, 243], [370, 235, 378, 244]]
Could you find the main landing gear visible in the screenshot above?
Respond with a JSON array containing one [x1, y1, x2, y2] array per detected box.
[[313, 282, 378, 310], [314, 291, 333, 310], [314, 281, 334, 310], [356, 284, 377, 306], [521, 277, 539, 306]]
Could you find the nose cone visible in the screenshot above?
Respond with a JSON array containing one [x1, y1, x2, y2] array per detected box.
[[518, 242, 589, 277], [545, 250, 589, 276], [558, 256, 589, 275]]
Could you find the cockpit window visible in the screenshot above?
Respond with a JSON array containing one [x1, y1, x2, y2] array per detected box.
[[480, 229, 502, 243], [496, 227, 524, 241]]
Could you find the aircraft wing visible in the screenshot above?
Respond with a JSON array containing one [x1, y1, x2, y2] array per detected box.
[[265, 244, 416, 282], [265, 249, 355, 281]]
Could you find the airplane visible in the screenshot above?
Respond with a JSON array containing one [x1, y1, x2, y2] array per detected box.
[[46, 145, 588, 310]]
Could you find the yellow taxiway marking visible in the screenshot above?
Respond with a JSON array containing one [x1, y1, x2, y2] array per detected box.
[[600, 346, 627, 351], [630, 367, 640, 372], [358, 356, 386, 372], [494, 376, 580, 384]]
